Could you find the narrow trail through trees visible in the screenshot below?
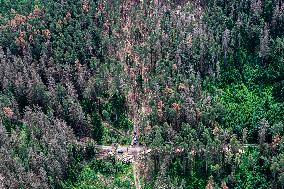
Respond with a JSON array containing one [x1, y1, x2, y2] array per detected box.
[[133, 157, 142, 189]]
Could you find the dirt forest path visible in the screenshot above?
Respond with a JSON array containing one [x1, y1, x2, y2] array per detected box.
[[133, 159, 142, 189]]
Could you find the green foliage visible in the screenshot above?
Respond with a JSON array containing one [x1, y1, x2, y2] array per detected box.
[[0, 0, 283, 188], [220, 84, 283, 141], [233, 148, 269, 189], [107, 92, 131, 131], [90, 111, 104, 143], [0, 0, 40, 15], [62, 159, 135, 189]]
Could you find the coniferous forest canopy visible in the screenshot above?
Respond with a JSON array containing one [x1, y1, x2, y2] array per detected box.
[[0, 0, 283, 188]]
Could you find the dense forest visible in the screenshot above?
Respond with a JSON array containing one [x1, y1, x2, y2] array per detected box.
[[0, 0, 283, 188]]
